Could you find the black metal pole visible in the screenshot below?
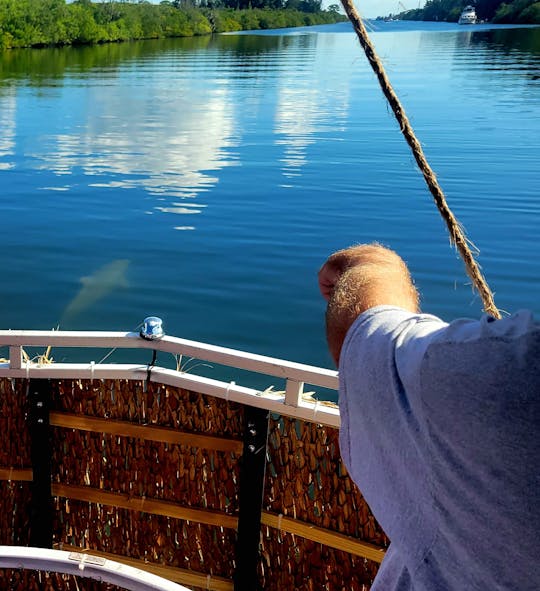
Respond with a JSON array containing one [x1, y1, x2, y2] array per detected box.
[[28, 379, 53, 548], [234, 406, 270, 591]]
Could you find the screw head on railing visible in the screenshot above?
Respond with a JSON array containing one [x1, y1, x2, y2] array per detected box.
[[140, 317, 164, 341]]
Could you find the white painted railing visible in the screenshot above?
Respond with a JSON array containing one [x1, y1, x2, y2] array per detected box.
[[0, 330, 340, 428], [0, 546, 190, 591]]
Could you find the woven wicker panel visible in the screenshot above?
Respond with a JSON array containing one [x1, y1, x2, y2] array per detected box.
[[54, 500, 236, 577], [0, 482, 31, 547], [0, 379, 31, 468], [48, 380, 242, 581], [0, 377, 389, 589], [49, 380, 244, 437], [261, 415, 388, 588], [54, 429, 239, 511], [259, 530, 378, 590], [0, 570, 123, 591], [0, 378, 32, 547]]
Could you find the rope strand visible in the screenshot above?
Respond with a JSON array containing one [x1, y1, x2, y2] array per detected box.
[[340, 0, 501, 319]]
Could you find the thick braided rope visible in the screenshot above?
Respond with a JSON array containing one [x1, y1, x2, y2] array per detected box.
[[340, 0, 501, 319]]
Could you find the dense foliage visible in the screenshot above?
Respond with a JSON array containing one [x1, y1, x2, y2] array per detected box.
[[395, 0, 540, 23], [0, 0, 346, 49]]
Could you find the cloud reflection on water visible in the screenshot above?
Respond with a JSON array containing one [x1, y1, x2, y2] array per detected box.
[[0, 89, 16, 170], [273, 35, 349, 179], [32, 84, 237, 225]]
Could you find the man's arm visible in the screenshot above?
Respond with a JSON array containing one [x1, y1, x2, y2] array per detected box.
[[319, 244, 419, 365]]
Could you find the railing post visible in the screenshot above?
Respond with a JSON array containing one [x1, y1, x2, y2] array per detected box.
[[9, 346, 22, 370], [284, 378, 304, 407], [234, 405, 270, 591], [28, 379, 53, 548]]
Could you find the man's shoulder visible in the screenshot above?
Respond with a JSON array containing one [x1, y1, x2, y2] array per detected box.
[[344, 305, 445, 343], [421, 309, 539, 392], [340, 306, 539, 393], [340, 305, 447, 375], [344, 305, 538, 352]]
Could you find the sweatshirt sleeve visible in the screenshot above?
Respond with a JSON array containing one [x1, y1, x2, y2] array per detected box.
[[337, 305, 447, 566]]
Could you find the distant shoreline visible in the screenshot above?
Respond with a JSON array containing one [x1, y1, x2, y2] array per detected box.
[[378, 0, 540, 25], [0, 2, 347, 51]]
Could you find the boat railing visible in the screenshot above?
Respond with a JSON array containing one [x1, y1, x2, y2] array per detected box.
[[0, 329, 340, 428], [0, 329, 386, 590]]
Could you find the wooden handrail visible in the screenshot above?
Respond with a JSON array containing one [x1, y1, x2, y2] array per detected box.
[[0, 364, 341, 428], [0, 329, 340, 426], [0, 330, 338, 389]]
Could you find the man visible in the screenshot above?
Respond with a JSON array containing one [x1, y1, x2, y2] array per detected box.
[[318, 243, 539, 591]]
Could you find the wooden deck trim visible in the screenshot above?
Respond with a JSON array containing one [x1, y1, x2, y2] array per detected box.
[[50, 412, 244, 454], [261, 511, 386, 564], [1, 477, 385, 563], [0, 468, 33, 481], [52, 483, 239, 530]]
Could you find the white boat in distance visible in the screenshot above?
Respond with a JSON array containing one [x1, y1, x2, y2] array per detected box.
[[459, 5, 477, 24]]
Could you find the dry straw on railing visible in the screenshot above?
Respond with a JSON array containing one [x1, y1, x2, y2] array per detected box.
[[0, 377, 387, 590]]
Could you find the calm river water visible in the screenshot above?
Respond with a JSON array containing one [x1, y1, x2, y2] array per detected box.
[[1, 20, 539, 377]]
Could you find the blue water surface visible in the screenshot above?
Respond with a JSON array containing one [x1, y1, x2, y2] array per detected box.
[[0, 21, 539, 379]]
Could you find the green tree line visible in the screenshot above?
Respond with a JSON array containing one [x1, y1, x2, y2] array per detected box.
[[0, 0, 346, 49], [397, 0, 540, 23]]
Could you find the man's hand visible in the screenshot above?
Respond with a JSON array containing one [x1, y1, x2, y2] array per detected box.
[[320, 244, 419, 365]]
